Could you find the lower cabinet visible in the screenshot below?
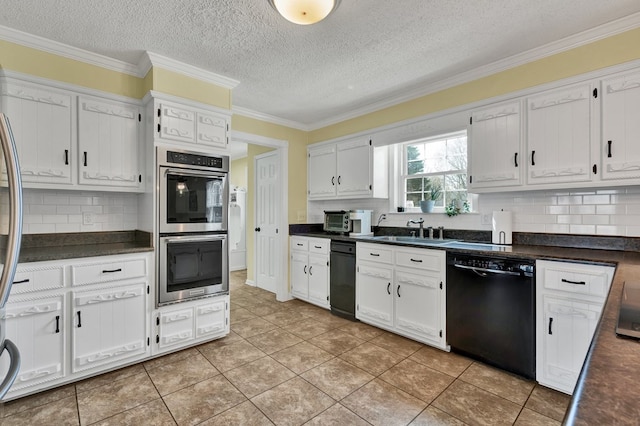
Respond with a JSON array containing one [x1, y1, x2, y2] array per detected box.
[[289, 236, 330, 309], [153, 296, 228, 355], [536, 260, 614, 394], [71, 283, 147, 373], [356, 243, 447, 349]]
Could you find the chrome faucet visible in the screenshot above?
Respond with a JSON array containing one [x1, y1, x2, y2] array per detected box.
[[406, 218, 425, 238], [438, 226, 444, 240]]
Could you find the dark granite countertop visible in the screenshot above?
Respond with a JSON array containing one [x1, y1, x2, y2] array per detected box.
[[1, 231, 154, 263], [289, 225, 640, 424]]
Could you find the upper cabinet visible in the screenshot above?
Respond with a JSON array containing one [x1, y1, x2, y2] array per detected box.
[[468, 100, 522, 190], [308, 136, 388, 200], [78, 96, 142, 188], [0, 80, 74, 186], [601, 70, 640, 181], [155, 98, 230, 151], [526, 83, 595, 186]]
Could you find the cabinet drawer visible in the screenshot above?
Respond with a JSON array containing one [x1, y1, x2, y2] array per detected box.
[[308, 238, 329, 255], [290, 237, 309, 252], [540, 261, 614, 298], [357, 243, 393, 264], [10, 264, 65, 294], [395, 249, 442, 272], [71, 257, 147, 286]]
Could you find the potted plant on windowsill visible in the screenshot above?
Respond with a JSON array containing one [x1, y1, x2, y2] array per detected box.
[[420, 181, 442, 213]]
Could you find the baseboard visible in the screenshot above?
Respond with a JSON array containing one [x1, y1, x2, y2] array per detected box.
[[245, 279, 256, 287]]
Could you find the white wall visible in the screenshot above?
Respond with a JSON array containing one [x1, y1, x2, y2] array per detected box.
[[0, 189, 138, 234], [308, 186, 640, 237]]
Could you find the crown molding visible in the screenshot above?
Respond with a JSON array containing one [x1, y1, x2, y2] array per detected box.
[[232, 106, 310, 131], [306, 12, 640, 130], [140, 52, 239, 89], [0, 24, 141, 77]]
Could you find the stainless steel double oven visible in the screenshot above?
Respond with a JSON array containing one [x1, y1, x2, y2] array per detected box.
[[157, 146, 229, 306]]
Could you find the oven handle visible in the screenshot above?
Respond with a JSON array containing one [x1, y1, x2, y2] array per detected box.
[[163, 168, 226, 179], [453, 263, 522, 277], [163, 235, 226, 244]]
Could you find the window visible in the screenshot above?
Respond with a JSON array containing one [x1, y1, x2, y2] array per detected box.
[[402, 131, 468, 210]]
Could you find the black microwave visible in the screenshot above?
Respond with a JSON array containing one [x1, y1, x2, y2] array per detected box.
[[324, 210, 351, 233]]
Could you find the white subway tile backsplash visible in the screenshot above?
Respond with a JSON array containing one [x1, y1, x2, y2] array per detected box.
[[597, 205, 626, 215], [546, 206, 570, 215], [56, 205, 82, 215], [558, 215, 582, 224], [42, 215, 67, 224], [29, 224, 56, 233], [582, 215, 610, 225], [68, 195, 93, 206], [570, 205, 596, 215], [596, 225, 625, 236], [570, 225, 596, 234], [545, 224, 570, 233], [558, 195, 583, 205], [43, 195, 69, 205], [55, 224, 81, 233], [583, 195, 610, 205], [30, 204, 57, 215]]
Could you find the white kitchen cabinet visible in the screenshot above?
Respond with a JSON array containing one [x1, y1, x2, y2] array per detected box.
[[601, 69, 640, 181], [526, 83, 595, 185], [307, 136, 388, 200], [0, 295, 65, 392], [468, 100, 522, 190], [152, 296, 229, 355], [356, 242, 446, 349], [78, 95, 142, 189], [536, 260, 614, 394], [155, 98, 230, 150], [71, 282, 147, 373], [289, 236, 330, 309], [0, 79, 74, 186]]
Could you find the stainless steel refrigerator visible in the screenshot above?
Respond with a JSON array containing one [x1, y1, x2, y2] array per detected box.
[[0, 113, 23, 398]]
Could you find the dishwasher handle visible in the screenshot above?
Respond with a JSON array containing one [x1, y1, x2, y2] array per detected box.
[[453, 263, 522, 277]]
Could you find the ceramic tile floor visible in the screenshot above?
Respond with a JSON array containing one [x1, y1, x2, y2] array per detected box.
[[0, 270, 571, 425]]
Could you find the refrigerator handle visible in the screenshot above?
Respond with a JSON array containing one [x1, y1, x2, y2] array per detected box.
[[0, 114, 23, 307], [0, 339, 20, 397]]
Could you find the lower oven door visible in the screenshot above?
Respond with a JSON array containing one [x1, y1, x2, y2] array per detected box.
[[159, 234, 228, 306]]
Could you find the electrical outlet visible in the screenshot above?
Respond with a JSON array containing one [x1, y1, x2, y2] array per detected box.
[[82, 212, 94, 225], [481, 213, 492, 225]]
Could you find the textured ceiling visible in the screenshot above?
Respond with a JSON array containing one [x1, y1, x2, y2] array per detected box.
[[1, 1, 639, 128]]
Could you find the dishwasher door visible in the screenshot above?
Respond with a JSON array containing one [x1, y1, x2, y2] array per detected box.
[[330, 241, 357, 321], [446, 253, 535, 379]]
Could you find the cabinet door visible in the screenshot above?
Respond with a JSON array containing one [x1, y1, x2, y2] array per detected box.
[[71, 283, 147, 373], [157, 102, 196, 143], [336, 137, 372, 197], [1, 81, 73, 185], [196, 111, 228, 149], [539, 295, 602, 394], [527, 84, 593, 185], [469, 100, 522, 189], [0, 295, 65, 393], [308, 254, 329, 308], [602, 70, 640, 181], [394, 269, 444, 346], [356, 263, 393, 328], [156, 307, 194, 351], [195, 300, 227, 339], [78, 96, 141, 188], [290, 251, 309, 299], [307, 145, 337, 199]]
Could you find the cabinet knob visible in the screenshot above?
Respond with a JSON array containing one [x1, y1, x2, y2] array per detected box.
[[255, 227, 261, 232]]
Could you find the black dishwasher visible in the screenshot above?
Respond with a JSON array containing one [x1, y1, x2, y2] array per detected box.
[[330, 240, 357, 321], [446, 252, 535, 379]]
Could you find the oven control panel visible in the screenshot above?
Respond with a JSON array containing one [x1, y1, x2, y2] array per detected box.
[[166, 151, 224, 169]]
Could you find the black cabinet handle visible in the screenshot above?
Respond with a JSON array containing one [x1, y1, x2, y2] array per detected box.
[[255, 227, 261, 232], [369, 253, 380, 257], [593, 164, 597, 174], [331, 176, 335, 185], [77, 311, 82, 328], [561, 278, 586, 285], [296, 243, 303, 246], [531, 150, 536, 166], [397, 285, 401, 298], [548, 317, 553, 335], [12, 279, 29, 285], [309, 266, 313, 276], [514, 152, 518, 167], [64, 149, 69, 165], [55, 315, 60, 333], [314, 245, 322, 249], [410, 258, 423, 263], [337, 176, 341, 185], [387, 282, 391, 295], [83, 152, 88, 167], [303, 265, 307, 274], [102, 268, 122, 273], [607, 140, 612, 158]]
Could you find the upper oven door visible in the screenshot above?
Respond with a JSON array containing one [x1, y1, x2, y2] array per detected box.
[[160, 167, 228, 233]]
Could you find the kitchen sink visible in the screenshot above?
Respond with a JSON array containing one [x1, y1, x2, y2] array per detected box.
[[362, 236, 459, 246]]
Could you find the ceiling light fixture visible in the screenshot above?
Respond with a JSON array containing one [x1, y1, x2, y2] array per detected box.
[[268, 0, 340, 25]]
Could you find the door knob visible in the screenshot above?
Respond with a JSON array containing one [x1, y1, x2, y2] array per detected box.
[[255, 227, 261, 232]]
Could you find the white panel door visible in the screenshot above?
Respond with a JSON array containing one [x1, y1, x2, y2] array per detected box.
[[1, 81, 73, 185], [394, 269, 443, 346], [307, 253, 329, 307], [78, 96, 141, 188], [468, 100, 522, 189], [255, 151, 280, 293], [601, 70, 640, 180], [290, 251, 308, 299], [527, 83, 593, 185], [196, 111, 228, 149], [356, 263, 394, 328], [307, 145, 336, 199], [157, 101, 196, 143], [336, 137, 371, 197], [71, 283, 147, 373]]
